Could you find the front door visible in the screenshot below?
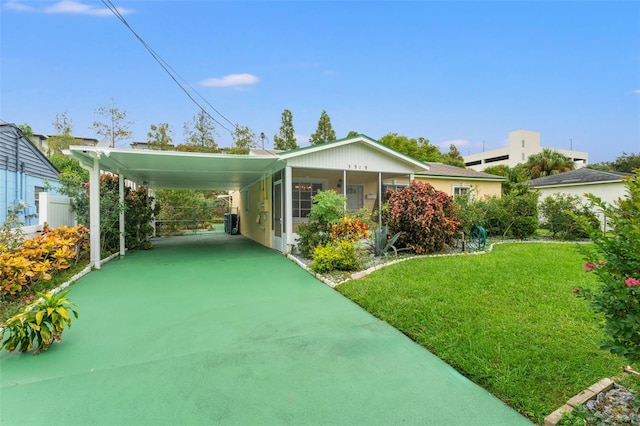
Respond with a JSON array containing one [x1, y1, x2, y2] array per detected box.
[[272, 179, 283, 252]]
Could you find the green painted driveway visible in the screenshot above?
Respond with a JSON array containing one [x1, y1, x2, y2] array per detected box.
[[1, 232, 530, 425]]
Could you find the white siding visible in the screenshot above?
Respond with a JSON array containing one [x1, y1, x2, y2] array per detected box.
[[285, 143, 418, 174]]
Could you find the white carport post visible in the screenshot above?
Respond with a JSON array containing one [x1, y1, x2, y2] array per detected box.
[[284, 166, 293, 253], [119, 172, 125, 257], [80, 156, 102, 270]]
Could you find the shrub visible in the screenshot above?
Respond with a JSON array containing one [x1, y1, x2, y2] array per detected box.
[[501, 190, 539, 239], [0, 225, 89, 298], [385, 181, 461, 254], [330, 216, 370, 242], [0, 289, 78, 354], [572, 171, 640, 364], [296, 190, 346, 257], [311, 240, 360, 273], [539, 193, 599, 240], [454, 189, 539, 239], [0, 202, 27, 253]]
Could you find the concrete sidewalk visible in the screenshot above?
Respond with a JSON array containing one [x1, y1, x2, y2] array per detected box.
[[0, 231, 531, 425]]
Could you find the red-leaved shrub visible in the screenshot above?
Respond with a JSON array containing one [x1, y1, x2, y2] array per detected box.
[[385, 181, 461, 254]]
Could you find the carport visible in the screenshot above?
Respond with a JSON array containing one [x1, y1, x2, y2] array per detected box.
[[69, 146, 282, 269]]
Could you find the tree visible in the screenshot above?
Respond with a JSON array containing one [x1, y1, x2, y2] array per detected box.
[[309, 110, 336, 145], [379, 133, 443, 163], [182, 109, 219, 152], [483, 164, 531, 195], [147, 123, 173, 151], [525, 148, 574, 179], [91, 99, 133, 148], [346, 130, 359, 138], [273, 109, 298, 150], [590, 152, 640, 173], [18, 124, 35, 143], [442, 144, 466, 168], [228, 124, 256, 154], [46, 112, 77, 157]]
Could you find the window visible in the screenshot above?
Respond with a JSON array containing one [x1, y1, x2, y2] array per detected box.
[[381, 183, 408, 201], [522, 139, 525, 148], [453, 184, 473, 200], [34, 186, 44, 214], [522, 153, 525, 161], [292, 180, 324, 220], [484, 154, 509, 164], [346, 185, 364, 211], [465, 160, 482, 166]]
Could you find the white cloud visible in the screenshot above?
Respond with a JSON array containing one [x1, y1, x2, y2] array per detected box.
[[634, 89, 640, 95], [199, 73, 259, 88], [44, 1, 132, 16], [3, 1, 36, 12], [438, 139, 469, 149]]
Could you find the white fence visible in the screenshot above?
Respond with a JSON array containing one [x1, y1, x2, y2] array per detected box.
[[20, 193, 75, 239]]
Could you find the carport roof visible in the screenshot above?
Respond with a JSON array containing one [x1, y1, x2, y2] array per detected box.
[[68, 146, 282, 190]]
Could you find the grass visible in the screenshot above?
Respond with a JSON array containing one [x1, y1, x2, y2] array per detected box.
[[0, 258, 89, 323], [337, 242, 628, 425]]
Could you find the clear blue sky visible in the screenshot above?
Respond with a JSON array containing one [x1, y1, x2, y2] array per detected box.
[[1, 0, 639, 163]]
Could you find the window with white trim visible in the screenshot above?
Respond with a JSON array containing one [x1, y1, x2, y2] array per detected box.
[[453, 184, 473, 199], [292, 179, 325, 220]]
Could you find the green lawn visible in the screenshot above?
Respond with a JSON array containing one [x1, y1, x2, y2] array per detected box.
[[337, 242, 627, 424]]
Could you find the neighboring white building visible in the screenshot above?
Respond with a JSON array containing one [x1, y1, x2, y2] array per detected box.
[[528, 168, 633, 231], [464, 130, 588, 171]]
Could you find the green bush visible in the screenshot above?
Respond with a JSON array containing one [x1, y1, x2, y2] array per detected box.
[[296, 190, 347, 257], [311, 240, 360, 273], [573, 171, 640, 364], [454, 189, 538, 239], [539, 193, 599, 240], [0, 289, 78, 354]]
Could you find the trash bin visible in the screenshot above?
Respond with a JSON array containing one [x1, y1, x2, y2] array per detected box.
[[224, 213, 238, 234]]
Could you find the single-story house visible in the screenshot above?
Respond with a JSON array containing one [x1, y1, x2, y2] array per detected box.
[[0, 122, 63, 226], [528, 168, 633, 204], [415, 162, 504, 199], [528, 167, 635, 229], [68, 134, 504, 268]]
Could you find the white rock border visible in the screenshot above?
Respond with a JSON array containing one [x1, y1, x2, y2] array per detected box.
[[289, 240, 584, 288]]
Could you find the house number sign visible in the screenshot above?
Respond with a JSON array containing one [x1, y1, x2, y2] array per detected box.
[[347, 164, 368, 170]]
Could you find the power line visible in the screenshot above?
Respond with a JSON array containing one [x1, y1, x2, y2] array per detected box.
[[101, 0, 238, 135]]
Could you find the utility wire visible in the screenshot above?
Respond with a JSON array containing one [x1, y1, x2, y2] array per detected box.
[[101, 0, 238, 134]]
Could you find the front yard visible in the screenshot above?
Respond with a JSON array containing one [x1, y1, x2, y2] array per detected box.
[[336, 242, 630, 424]]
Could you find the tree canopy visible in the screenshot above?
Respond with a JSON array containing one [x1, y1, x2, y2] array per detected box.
[[182, 110, 219, 153], [91, 99, 133, 148], [46, 111, 77, 157], [228, 124, 256, 155], [273, 109, 298, 151], [147, 123, 173, 151], [589, 152, 640, 173], [379, 133, 443, 163], [525, 148, 574, 179], [442, 144, 466, 168], [309, 110, 336, 145]]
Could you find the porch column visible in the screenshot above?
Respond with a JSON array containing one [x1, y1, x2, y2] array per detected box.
[[119, 172, 125, 257], [80, 157, 101, 269], [342, 169, 347, 211], [378, 172, 382, 225], [284, 166, 293, 252]]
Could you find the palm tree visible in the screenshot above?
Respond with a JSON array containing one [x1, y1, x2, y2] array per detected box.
[[525, 148, 575, 179]]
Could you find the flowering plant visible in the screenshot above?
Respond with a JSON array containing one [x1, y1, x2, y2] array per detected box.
[[572, 171, 640, 364]]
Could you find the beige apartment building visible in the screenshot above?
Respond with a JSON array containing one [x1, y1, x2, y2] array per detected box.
[[464, 130, 588, 171]]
